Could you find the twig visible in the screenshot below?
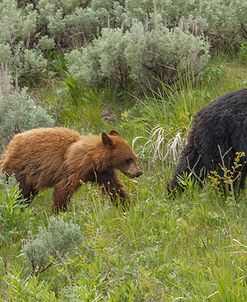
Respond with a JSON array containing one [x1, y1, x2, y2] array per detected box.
[[34, 262, 54, 276], [217, 145, 236, 203], [186, 154, 204, 185], [55, 251, 72, 287]]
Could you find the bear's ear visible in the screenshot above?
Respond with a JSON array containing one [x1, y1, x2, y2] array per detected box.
[[102, 132, 114, 147], [109, 130, 120, 136]]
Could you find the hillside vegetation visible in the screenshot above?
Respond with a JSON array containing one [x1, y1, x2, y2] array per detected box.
[[0, 57, 246, 301], [0, 0, 247, 301]]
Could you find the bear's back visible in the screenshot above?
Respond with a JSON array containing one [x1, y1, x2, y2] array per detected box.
[[2, 127, 81, 160], [195, 88, 247, 124], [189, 88, 247, 164], [191, 88, 247, 140], [0, 127, 81, 188]]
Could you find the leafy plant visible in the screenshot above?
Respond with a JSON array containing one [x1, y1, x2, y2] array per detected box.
[[208, 151, 246, 203], [3, 271, 56, 302], [23, 216, 82, 275], [239, 42, 247, 64], [0, 0, 246, 88], [0, 174, 32, 245], [200, 64, 225, 83], [66, 24, 210, 92], [0, 65, 54, 151]]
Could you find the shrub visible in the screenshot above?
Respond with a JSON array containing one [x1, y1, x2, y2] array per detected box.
[[23, 49, 47, 74], [201, 0, 247, 49], [36, 0, 123, 48], [0, 0, 45, 83], [0, 66, 54, 151], [23, 216, 82, 275], [125, 23, 210, 89], [37, 35, 55, 51], [0, 0, 245, 87], [0, 43, 12, 64], [0, 174, 32, 245], [66, 47, 101, 85], [66, 27, 130, 89], [124, 0, 199, 28], [0, 0, 37, 44], [200, 64, 225, 83], [66, 24, 210, 91], [124, 1, 247, 49]]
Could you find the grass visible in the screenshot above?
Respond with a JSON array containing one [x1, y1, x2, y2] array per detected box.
[[0, 56, 247, 301]]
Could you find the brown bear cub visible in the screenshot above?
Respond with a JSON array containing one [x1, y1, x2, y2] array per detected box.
[[0, 128, 142, 212]]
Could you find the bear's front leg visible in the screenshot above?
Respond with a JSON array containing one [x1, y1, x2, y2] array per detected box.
[[95, 170, 130, 208]]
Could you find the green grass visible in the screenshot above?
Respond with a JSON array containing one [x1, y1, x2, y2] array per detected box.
[[0, 56, 247, 301]]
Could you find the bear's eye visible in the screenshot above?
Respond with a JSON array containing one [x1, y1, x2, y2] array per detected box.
[[126, 157, 133, 164]]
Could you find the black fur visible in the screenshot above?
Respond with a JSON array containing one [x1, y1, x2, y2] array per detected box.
[[169, 88, 247, 192]]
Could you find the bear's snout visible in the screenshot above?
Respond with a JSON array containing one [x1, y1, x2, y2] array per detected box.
[[126, 167, 143, 178], [135, 170, 143, 177]]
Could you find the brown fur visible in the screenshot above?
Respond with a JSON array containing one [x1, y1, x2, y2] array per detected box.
[[0, 127, 142, 212]]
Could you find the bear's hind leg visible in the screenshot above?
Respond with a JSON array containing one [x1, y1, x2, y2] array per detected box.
[[22, 188, 38, 203], [17, 177, 38, 205]]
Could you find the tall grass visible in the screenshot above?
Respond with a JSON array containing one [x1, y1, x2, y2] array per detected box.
[[0, 56, 246, 301]]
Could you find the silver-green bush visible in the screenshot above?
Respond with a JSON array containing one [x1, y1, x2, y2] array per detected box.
[[0, 66, 54, 151], [0, 173, 32, 245], [0, 0, 44, 80], [124, 0, 247, 49], [66, 24, 210, 90], [23, 216, 82, 274], [0, 0, 245, 87]]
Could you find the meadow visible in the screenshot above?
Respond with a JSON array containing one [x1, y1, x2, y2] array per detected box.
[[0, 55, 246, 301], [0, 1, 247, 300]]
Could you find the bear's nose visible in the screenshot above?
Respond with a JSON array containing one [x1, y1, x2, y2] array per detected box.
[[136, 170, 143, 177]]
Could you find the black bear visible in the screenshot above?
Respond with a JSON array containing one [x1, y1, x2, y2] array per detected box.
[[169, 88, 247, 192]]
